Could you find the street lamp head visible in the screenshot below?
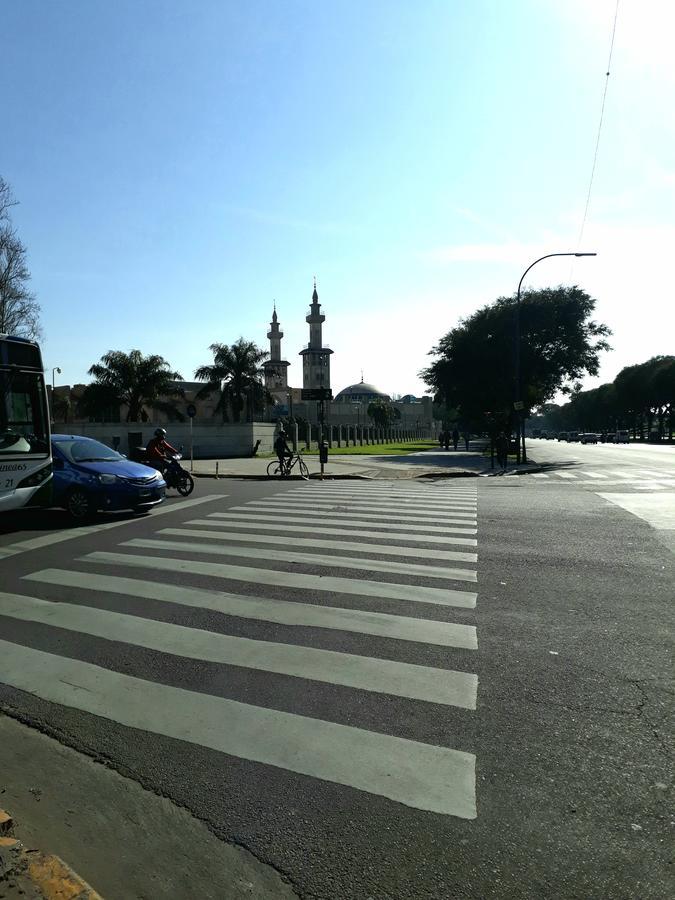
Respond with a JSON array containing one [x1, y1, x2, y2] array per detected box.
[[574, 252, 597, 257]]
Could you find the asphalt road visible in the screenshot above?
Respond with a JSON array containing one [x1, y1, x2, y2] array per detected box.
[[0, 473, 672, 899]]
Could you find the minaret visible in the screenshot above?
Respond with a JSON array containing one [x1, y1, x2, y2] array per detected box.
[[262, 303, 290, 396], [299, 279, 333, 391]]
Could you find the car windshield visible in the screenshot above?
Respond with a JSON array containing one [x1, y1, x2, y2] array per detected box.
[[56, 439, 123, 464]]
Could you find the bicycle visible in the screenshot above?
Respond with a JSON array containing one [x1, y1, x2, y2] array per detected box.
[[267, 452, 310, 479]]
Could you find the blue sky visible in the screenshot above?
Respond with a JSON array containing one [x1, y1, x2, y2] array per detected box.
[[2, 0, 673, 398]]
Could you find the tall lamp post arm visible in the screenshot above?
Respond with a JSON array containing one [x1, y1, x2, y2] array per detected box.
[[514, 251, 596, 464]]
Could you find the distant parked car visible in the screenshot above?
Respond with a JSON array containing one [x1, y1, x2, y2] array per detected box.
[[580, 433, 599, 444], [540, 431, 548, 439], [614, 430, 630, 444], [568, 431, 580, 442], [557, 432, 568, 441], [51, 434, 166, 520]]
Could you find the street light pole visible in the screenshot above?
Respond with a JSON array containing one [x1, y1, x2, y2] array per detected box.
[[514, 252, 597, 464], [52, 367, 61, 392]]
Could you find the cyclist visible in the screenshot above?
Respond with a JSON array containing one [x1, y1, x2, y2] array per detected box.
[[274, 427, 294, 473], [146, 427, 178, 473]]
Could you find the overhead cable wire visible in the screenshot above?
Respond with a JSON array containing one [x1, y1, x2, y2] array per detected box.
[[575, 0, 621, 251]]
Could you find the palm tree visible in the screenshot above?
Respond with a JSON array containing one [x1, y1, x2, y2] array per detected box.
[[194, 338, 268, 423], [78, 350, 185, 422]]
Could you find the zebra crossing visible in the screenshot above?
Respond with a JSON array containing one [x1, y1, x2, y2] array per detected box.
[[526, 468, 675, 489], [0, 481, 480, 820]]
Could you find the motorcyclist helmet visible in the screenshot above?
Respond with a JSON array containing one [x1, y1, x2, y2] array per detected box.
[[154, 428, 167, 438]]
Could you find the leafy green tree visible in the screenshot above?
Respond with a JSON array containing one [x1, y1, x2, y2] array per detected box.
[[615, 356, 675, 439], [422, 286, 611, 434], [367, 400, 401, 429], [195, 338, 268, 423], [78, 350, 185, 422]]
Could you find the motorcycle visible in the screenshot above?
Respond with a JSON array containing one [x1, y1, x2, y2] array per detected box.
[[162, 454, 194, 496]]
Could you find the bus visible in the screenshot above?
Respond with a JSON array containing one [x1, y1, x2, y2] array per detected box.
[[0, 334, 53, 511]]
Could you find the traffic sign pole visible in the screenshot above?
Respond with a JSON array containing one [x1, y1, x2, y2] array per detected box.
[[186, 403, 197, 472]]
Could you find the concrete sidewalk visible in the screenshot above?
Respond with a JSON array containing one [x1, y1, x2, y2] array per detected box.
[[185, 448, 538, 480]]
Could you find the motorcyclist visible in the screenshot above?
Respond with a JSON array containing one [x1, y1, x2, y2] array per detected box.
[[146, 428, 178, 472], [274, 427, 293, 471]]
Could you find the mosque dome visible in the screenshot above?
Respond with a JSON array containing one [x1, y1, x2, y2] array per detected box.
[[334, 380, 391, 403]]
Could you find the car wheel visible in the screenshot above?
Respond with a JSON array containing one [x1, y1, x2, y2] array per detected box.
[[66, 488, 95, 521]]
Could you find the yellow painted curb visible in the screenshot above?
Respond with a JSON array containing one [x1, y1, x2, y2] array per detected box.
[[27, 853, 103, 899], [0, 807, 103, 898], [0, 808, 13, 833]]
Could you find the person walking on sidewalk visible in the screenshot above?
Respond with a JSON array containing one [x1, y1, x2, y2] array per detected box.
[[496, 431, 509, 473], [452, 428, 460, 451]]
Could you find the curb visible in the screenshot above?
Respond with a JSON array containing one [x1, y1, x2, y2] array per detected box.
[[0, 807, 103, 899]]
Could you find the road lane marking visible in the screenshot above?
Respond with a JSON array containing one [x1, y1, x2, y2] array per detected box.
[[597, 492, 675, 531], [609, 470, 647, 479], [190, 518, 478, 547], [122, 538, 478, 583], [84, 552, 478, 608], [290, 487, 477, 496], [287, 492, 477, 508], [161, 528, 478, 564], [530, 473, 549, 478], [25, 569, 478, 649], [236, 502, 477, 522], [0, 495, 226, 560], [554, 473, 577, 479], [0, 592, 477, 709], [209, 511, 477, 534], [579, 471, 608, 479], [0, 638, 476, 818], [275, 495, 477, 510]]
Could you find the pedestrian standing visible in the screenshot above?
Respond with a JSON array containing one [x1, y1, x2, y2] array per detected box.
[[463, 431, 470, 451], [452, 428, 460, 451], [438, 430, 445, 449], [496, 431, 508, 472]]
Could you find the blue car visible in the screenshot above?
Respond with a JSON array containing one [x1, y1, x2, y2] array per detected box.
[[51, 434, 166, 520]]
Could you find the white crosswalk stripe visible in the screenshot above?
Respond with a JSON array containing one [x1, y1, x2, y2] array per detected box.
[[122, 537, 478, 583], [579, 471, 608, 479], [236, 502, 477, 522], [288, 493, 478, 508], [24, 568, 478, 649], [555, 472, 577, 479], [0, 482, 481, 819], [208, 511, 477, 535], [188, 517, 478, 547], [0, 639, 475, 818], [0, 592, 477, 709], [90, 548, 478, 605], [160, 528, 478, 563], [530, 473, 549, 478]]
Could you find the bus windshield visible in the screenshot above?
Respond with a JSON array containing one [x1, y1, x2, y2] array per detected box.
[[0, 368, 50, 456]]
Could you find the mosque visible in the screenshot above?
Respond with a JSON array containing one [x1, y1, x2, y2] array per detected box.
[[262, 282, 433, 429]]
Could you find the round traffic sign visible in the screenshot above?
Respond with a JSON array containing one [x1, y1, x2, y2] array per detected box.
[[186, 403, 197, 418]]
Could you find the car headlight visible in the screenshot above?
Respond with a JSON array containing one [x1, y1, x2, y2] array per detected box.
[[96, 473, 118, 485]]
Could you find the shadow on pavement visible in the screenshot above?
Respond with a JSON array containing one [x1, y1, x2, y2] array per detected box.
[[0, 507, 144, 537]]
